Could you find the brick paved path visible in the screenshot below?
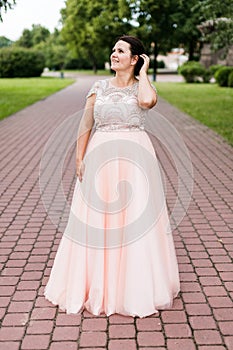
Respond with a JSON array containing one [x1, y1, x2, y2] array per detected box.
[[0, 76, 232, 350]]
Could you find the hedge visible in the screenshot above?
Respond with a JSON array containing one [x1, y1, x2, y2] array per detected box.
[[228, 70, 233, 88], [0, 47, 45, 77], [214, 66, 233, 87], [178, 61, 207, 83]]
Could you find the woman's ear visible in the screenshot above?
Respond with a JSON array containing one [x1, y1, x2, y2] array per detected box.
[[131, 55, 139, 66]]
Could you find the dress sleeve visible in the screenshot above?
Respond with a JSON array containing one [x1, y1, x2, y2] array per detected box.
[[86, 81, 99, 99]]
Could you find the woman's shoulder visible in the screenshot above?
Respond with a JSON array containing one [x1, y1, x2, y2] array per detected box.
[[86, 79, 108, 99], [93, 79, 109, 88]]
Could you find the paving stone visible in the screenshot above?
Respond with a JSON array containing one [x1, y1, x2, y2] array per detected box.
[[109, 314, 135, 324], [82, 318, 107, 331], [50, 343, 78, 350], [182, 292, 206, 303], [79, 331, 107, 347], [185, 303, 211, 316], [2, 313, 29, 326], [21, 335, 50, 349], [30, 307, 56, 320], [189, 316, 217, 330], [219, 321, 233, 335], [214, 308, 233, 321], [203, 286, 228, 296], [52, 326, 80, 341], [224, 336, 233, 350], [108, 339, 137, 350], [109, 324, 135, 338], [136, 318, 162, 331], [27, 320, 54, 334], [161, 310, 187, 323], [0, 327, 25, 341], [194, 330, 223, 345], [207, 296, 233, 308], [137, 331, 165, 346], [164, 323, 192, 338], [0, 342, 20, 350], [166, 338, 196, 350], [8, 301, 34, 313], [55, 313, 82, 326]]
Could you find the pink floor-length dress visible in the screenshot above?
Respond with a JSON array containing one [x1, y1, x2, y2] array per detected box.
[[44, 78, 180, 318]]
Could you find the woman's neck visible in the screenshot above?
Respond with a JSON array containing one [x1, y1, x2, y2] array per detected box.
[[112, 72, 137, 87]]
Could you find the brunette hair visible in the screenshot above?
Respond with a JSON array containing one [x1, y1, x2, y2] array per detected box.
[[115, 35, 145, 76]]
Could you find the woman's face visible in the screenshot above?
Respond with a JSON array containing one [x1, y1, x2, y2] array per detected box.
[[110, 40, 137, 72]]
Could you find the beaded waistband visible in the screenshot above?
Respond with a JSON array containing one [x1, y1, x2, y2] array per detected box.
[[95, 124, 144, 132]]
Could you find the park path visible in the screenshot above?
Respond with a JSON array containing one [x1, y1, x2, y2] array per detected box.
[[0, 75, 232, 350]]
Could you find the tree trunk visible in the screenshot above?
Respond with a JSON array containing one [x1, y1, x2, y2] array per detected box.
[[92, 62, 97, 74], [88, 50, 98, 74], [153, 42, 158, 81], [188, 39, 195, 61]]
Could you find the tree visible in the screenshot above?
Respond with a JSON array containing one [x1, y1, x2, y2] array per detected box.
[[0, 0, 16, 21], [61, 0, 131, 72], [36, 29, 68, 70], [0, 35, 13, 47], [170, 0, 202, 61], [16, 29, 33, 48], [195, 0, 233, 53], [119, 0, 182, 80], [16, 24, 50, 48]]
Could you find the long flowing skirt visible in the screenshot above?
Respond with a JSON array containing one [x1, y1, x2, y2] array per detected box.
[[44, 130, 180, 318]]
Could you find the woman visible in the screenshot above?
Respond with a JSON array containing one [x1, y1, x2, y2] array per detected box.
[[44, 35, 180, 318]]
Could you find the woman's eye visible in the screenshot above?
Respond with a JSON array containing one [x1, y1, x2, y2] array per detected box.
[[111, 48, 124, 53]]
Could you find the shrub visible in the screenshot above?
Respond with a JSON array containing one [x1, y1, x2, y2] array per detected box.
[[228, 70, 233, 88], [157, 60, 165, 69], [202, 69, 212, 83], [178, 61, 206, 83], [209, 64, 223, 77], [214, 66, 233, 87], [0, 47, 45, 77]]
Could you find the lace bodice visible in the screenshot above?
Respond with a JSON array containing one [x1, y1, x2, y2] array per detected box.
[[86, 79, 157, 131]]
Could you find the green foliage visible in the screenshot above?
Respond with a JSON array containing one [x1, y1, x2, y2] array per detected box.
[[228, 71, 233, 88], [194, 0, 233, 53], [16, 25, 50, 48], [178, 61, 206, 83], [16, 29, 33, 48], [0, 0, 16, 21], [0, 36, 13, 48], [157, 60, 165, 69], [209, 64, 224, 77], [202, 69, 212, 83], [60, 0, 204, 74], [0, 47, 45, 77], [36, 40, 67, 70], [214, 66, 233, 87], [15, 26, 71, 71], [61, 0, 130, 72], [170, 0, 202, 60]]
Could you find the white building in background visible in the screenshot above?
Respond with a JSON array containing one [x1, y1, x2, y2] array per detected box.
[[157, 48, 188, 70]]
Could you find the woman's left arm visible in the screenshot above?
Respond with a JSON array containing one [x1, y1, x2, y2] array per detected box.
[[138, 54, 157, 109]]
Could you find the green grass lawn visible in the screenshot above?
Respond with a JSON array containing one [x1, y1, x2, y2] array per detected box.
[[0, 77, 75, 120], [155, 82, 233, 146], [63, 69, 112, 75]]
